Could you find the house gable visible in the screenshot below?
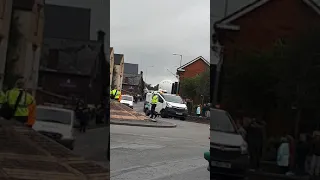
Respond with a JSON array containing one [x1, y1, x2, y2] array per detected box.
[[215, 0, 320, 30], [177, 56, 209, 72]]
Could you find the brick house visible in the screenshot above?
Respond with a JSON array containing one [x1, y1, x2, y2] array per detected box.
[[214, 0, 320, 135], [112, 54, 124, 90], [176, 56, 209, 82], [122, 63, 143, 95], [176, 56, 209, 103]]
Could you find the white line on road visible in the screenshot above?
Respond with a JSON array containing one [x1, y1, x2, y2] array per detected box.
[[111, 132, 195, 141], [111, 157, 207, 180]]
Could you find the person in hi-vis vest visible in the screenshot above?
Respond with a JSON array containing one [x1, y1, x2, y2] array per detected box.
[[150, 94, 158, 121]]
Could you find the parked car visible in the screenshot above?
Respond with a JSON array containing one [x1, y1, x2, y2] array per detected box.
[[210, 108, 249, 179], [120, 95, 133, 108], [33, 105, 75, 150]]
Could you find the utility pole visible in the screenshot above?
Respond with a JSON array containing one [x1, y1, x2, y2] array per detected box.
[[224, 0, 229, 17], [173, 54, 183, 94]]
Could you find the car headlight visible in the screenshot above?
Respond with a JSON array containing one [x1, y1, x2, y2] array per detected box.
[[240, 142, 248, 154], [166, 103, 172, 107]]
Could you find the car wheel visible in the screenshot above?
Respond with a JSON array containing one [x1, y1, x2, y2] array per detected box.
[[160, 110, 167, 118], [180, 117, 186, 121]]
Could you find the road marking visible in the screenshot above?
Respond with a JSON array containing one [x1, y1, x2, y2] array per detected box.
[[110, 143, 165, 150], [111, 132, 195, 141], [111, 157, 207, 180]]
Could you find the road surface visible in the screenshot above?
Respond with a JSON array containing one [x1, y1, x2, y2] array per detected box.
[[110, 102, 209, 180]]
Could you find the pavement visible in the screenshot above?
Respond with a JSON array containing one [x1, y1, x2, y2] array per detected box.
[[73, 101, 209, 180], [110, 101, 177, 128]]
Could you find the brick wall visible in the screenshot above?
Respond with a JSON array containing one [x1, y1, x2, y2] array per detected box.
[[179, 60, 209, 82]]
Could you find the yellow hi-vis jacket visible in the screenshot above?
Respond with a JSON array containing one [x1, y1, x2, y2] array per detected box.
[[115, 90, 121, 100], [6, 88, 34, 117], [0, 90, 5, 105], [151, 94, 158, 104], [111, 89, 117, 96]]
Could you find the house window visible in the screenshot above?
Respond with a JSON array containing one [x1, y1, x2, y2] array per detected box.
[[0, 0, 6, 19]]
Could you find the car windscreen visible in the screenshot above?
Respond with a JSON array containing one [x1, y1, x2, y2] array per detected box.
[[121, 95, 133, 101], [36, 108, 72, 125], [161, 94, 183, 104], [210, 109, 236, 133]]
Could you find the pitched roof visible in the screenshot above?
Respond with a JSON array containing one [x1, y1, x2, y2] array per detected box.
[[40, 38, 101, 75], [177, 56, 209, 72], [124, 63, 139, 74], [215, 0, 320, 30], [123, 73, 141, 86], [114, 54, 124, 65]]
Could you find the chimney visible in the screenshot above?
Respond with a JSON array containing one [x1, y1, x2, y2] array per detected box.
[[97, 30, 105, 43]]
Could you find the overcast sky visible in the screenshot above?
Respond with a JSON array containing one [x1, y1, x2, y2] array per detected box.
[[111, 0, 210, 86]]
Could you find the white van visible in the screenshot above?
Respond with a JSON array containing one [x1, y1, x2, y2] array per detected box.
[[144, 92, 188, 120], [210, 108, 249, 178], [33, 105, 75, 150]]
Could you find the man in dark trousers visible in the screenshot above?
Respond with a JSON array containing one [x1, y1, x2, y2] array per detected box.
[[150, 93, 158, 122], [76, 102, 89, 133], [246, 117, 266, 170], [295, 134, 309, 175]]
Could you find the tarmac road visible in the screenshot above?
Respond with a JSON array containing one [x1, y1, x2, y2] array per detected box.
[[110, 101, 209, 180], [73, 101, 209, 180]]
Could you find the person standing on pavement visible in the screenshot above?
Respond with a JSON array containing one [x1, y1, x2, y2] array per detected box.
[[246, 117, 266, 170], [196, 105, 201, 116], [150, 93, 158, 121], [78, 104, 89, 133], [26, 89, 36, 128], [114, 89, 121, 101], [277, 137, 290, 174], [4, 79, 34, 124], [295, 134, 309, 175], [0, 89, 5, 108], [310, 133, 320, 176]]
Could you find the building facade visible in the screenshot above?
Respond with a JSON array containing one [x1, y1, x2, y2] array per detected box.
[[0, 0, 13, 89], [11, 0, 44, 94], [214, 0, 320, 135], [109, 47, 114, 87], [176, 56, 209, 82], [112, 54, 124, 90]]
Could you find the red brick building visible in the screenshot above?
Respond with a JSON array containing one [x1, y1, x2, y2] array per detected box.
[[214, 0, 320, 59], [176, 56, 209, 82], [214, 0, 320, 136]]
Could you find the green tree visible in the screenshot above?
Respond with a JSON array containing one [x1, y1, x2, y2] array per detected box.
[[180, 68, 210, 103], [222, 28, 320, 136]]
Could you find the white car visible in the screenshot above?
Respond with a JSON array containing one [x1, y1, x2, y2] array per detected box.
[[33, 105, 75, 150], [120, 95, 133, 108]]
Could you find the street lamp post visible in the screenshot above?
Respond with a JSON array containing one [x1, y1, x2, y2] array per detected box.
[[173, 54, 183, 95], [173, 53, 183, 67]]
